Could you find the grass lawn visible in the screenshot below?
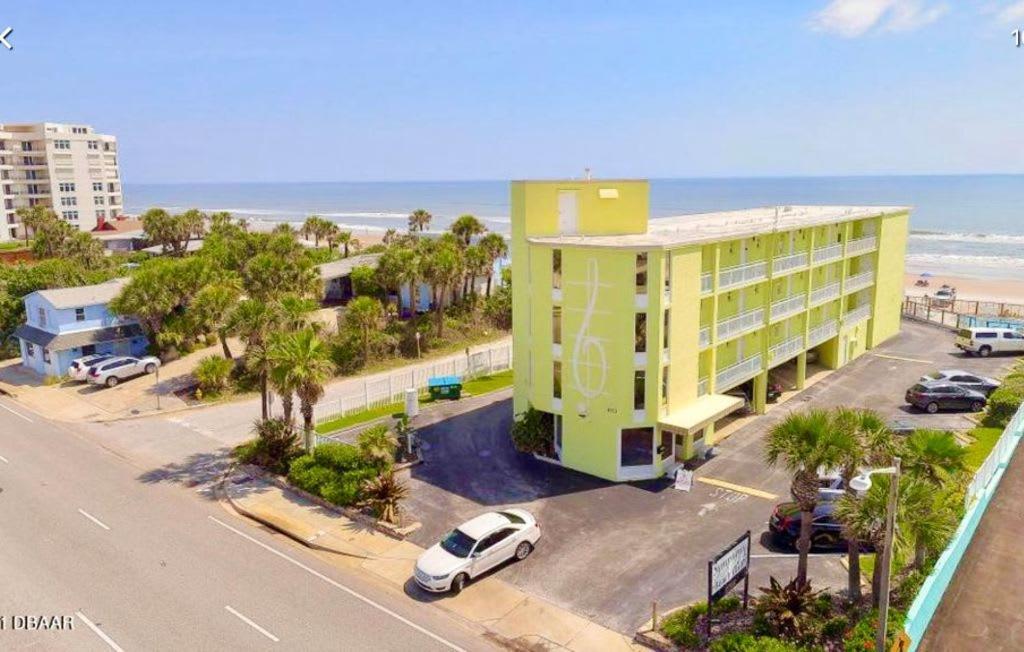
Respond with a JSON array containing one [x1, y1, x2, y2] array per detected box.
[[0, 241, 28, 251], [964, 426, 1003, 471]]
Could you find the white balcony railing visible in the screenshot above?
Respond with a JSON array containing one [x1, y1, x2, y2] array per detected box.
[[846, 236, 877, 257], [810, 282, 841, 306], [812, 243, 843, 265], [845, 304, 872, 325], [808, 319, 839, 347], [718, 261, 768, 291], [772, 251, 808, 275], [716, 307, 765, 342], [701, 272, 713, 295], [699, 326, 711, 349], [845, 270, 875, 293], [698, 377, 709, 397], [770, 294, 806, 322], [770, 335, 805, 365], [716, 354, 764, 392]]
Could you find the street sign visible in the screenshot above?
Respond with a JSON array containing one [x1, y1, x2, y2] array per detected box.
[[708, 531, 751, 603]]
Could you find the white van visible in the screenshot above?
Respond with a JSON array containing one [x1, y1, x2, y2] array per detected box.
[[956, 327, 1024, 357]]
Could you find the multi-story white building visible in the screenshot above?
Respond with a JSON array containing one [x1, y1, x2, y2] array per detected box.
[[0, 122, 123, 242]]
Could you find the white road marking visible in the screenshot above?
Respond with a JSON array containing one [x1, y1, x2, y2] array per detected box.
[[75, 611, 125, 652], [208, 515, 466, 652], [78, 508, 111, 531], [225, 605, 280, 642], [0, 401, 33, 422], [0, 454, 8, 463]]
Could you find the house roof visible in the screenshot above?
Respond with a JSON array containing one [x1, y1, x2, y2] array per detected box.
[[13, 322, 144, 352], [33, 279, 129, 309], [93, 218, 144, 234], [317, 253, 382, 281]]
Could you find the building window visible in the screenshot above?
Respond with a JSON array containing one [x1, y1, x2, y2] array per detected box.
[[21, 142, 33, 151], [552, 306, 562, 345], [659, 428, 672, 458], [663, 310, 670, 349], [664, 254, 671, 292], [661, 367, 669, 406], [60, 196, 77, 207], [88, 140, 98, 150], [93, 182, 103, 192], [634, 370, 646, 410], [620, 427, 653, 467], [553, 361, 562, 400], [43, 349, 51, 363], [552, 249, 561, 290], [95, 196, 105, 205], [59, 182, 76, 192], [96, 210, 106, 219], [75, 308, 86, 322], [54, 140, 71, 150], [37, 307, 46, 327], [61, 211, 79, 221], [26, 343, 35, 357], [634, 313, 647, 352], [635, 253, 648, 293]]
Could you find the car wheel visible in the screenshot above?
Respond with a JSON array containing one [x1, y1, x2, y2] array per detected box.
[[979, 346, 992, 357], [971, 401, 984, 412], [514, 541, 534, 561], [105, 376, 119, 388], [812, 533, 837, 550], [144, 363, 156, 374], [450, 573, 469, 595], [926, 402, 939, 414]]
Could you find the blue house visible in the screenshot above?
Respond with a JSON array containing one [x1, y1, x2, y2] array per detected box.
[[12, 279, 149, 377]]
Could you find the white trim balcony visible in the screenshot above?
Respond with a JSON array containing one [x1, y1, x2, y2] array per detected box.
[[845, 304, 872, 325], [810, 282, 841, 306], [808, 319, 839, 347], [812, 243, 843, 265], [697, 377, 709, 397], [699, 326, 711, 349], [718, 261, 768, 291], [770, 294, 807, 323], [716, 354, 764, 392], [846, 236, 877, 257], [701, 272, 713, 295], [844, 270, 874, 293], [770, 335, 805, 365], [772, 251, 808, 276], [716, 307, 765, 342]]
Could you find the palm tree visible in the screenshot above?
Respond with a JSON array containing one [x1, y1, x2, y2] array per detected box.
[[277, 294, 318, 332], [337, 231, 359, 258], [422, 242, 463, 337], [230, 299, 281, 419], [345, 296, 384, 360], [302, 216, 323, 246], [450, 214, 485, 247], [191, 281, 242, 358], [408, 208, 432, 233], [902, 429, 967, 486], [356, 424, 399, 469], [464, 244, 490, 300], [268, 329, 334, 450], [360, 471, 408, 525], [478, 233, 508, 297], [765, 409, 852, 585], [383, 228, 399, 246], [15, 205, 51, 246], [900, 477, 959, 569], [323, 223, 342, 251]]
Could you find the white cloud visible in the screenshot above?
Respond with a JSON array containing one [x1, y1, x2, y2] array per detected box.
[[997, 1, 1024, 22], [811, 0, 949, 37]]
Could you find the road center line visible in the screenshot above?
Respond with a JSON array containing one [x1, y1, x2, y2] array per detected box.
[[208, 515, 466, 652], [75, 611, 125, 652], [0, 401, 33, 423], [78, 508, 111, 531], [225, 605, 280, 642]]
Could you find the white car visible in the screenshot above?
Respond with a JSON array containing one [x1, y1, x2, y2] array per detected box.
[[955, 327, 1024, 357], [87, 355, 161, 387], [68, 354, 114, 381], [414, 509, 540, 594]]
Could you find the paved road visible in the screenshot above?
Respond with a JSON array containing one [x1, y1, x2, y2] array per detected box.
[[0, 398, 496, 652]]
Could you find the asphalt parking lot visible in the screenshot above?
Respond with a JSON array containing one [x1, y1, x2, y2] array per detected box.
[[401, 319, 1016, 634]]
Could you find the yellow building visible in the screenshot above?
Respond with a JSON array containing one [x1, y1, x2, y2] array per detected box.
[[511, 179, 909, 482]]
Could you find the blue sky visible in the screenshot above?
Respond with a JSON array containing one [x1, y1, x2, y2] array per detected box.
[[2, 1, 1023, 182]]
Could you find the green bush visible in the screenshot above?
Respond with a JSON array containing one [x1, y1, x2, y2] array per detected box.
[[983, 385, 1023, 428], [288, 455, 336, 494], [510, 406, 555, 456], [845, 608, 905, 651], [660, 606, 701, 649], [194, 355, 234, 394], [821, 615, 849, 640], [287, 446, 380, 507], [709, 633, 801, 652], [891, 569, 927, 611], [312, 442, 365, 472], [320, 476, 364, 506], [234, 418, 302, 475]]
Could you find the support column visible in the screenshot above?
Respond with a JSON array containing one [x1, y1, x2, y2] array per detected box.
[[796, 351, 807, 390], [704, 421, 717, 447], [708, 244, 722, 394], [753, 370, 768, 415]]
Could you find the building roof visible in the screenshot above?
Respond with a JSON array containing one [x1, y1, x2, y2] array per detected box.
[[93, 218, 144, 234], [140, 240, 205, 254], [317, 253, 382, 281], [33, 279, 129, 309], [13, 322, 144, 352], [659, 394, 745, 434], [528, 205, 910, 249]]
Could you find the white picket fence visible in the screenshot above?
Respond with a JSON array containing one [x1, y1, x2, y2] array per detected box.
[[311, 342, 512, 427]]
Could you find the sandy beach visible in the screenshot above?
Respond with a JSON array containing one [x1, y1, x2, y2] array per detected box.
[[904, 273, 1024, 304]]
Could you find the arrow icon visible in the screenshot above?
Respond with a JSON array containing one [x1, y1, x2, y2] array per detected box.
[[0, 27, 12, 51]]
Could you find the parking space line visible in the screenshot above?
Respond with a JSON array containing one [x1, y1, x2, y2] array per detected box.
[[872, 353, 933, 364], [0, 401, 33, 422], [78, 508, 111, 531], [75, 611, 125, 652], [225, 605, 280, 642], [696, 477, 778, 500]]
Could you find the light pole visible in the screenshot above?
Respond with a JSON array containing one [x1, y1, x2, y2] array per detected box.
[[849, 457, 902, 652]]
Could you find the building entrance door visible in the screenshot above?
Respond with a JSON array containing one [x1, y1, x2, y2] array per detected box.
[[557, 191, 578, 235]]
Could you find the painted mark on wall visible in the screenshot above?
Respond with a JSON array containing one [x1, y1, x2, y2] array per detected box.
[[570, 258, 611, 414]]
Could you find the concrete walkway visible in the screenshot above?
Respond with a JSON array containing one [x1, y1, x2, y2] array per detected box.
[[920, 443, 1024, 651], [223, 471, 640, 652]]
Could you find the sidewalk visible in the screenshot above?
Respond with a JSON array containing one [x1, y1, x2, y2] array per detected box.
[[222, 471, 640, 652]]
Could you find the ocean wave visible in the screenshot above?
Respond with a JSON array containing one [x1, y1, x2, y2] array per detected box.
[[910, 231, 1024, 244], [906, 253, 1024, 269]]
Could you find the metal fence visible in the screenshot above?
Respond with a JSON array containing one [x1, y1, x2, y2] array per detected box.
[[311, 342, 512, 427], [903, 297, 1024, 331]]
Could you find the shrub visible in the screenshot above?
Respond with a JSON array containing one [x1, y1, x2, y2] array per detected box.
[[510, 406, 555, 456], [891, 569, 927, 611], [845, 608, 905, 651], [312, 442, 365, 472], [660, 605, 702, 649], [982, 385, 1024, 428], [235, 418, 302, 475], [320, 476, 363, 506], [709, 633, 801, 652], [359, 470, 409, 524], [821, 615, 849, 640], [194, 355, 234, 394], [356, 424, 399, 469], [754, 577, 822, 643], [287, 455, 337, 495]]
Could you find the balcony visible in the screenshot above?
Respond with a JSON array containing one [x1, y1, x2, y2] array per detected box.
[[772, 251, 808, 276], [770, 294, 806, 323], [812, 243, 843, 265], [808, 319, 839, 347], [698, 377, 709, 397], [846, 236, 877, 257], [716, 307, 765, 342], [810, 282, 841, 306], [700, 272, 712, 295], [770, 335, 805, 365], [845, 304, 872, 325], [718, 261, 768, 291], [716, 354, 764, 392], [699, 326, 711, 349], [845, 270, 875, 293]]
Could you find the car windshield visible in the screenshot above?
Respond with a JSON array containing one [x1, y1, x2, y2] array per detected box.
[[923, 372, 943, 380], [910, 384, 929, 393], [439, 529, 476, 558]]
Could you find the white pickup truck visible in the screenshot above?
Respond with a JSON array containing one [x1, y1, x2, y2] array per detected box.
[[956, 327, 1024, 357]]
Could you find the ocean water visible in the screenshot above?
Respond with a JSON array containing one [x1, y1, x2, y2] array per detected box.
[[124, 175, 1024, 280]]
